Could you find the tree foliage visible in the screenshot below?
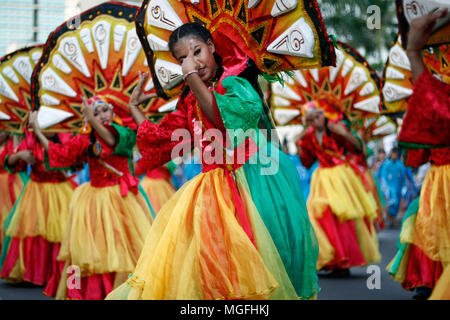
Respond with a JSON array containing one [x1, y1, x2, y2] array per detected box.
[[317, 0, 398, 73]]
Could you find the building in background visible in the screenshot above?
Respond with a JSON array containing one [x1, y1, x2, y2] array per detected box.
[[0, 0, 65, 55], [0, 0, 142, 56]]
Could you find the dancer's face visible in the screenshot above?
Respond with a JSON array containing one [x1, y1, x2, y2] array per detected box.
[[172, 35, 218, 83], [390, 151, 398, 161], [94, 103, 114, 125], [306, 109, 325, 131]]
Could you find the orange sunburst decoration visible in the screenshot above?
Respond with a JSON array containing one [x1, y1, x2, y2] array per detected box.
[[423, 44, 450, 83], [0, 45, 43, 134], [135, 0, 336, 99], [31, 2, 175, 132], [381, 36, 449, 114], [361, 115, 398, 142], [269, 41, 381, 128]]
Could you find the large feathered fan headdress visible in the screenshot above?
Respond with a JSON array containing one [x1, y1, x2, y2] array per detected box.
[[269, 41, 382, 128], [135, 0, 336, 100], [31, 2, 166, 132], [381, 37, 449, 114], [0, 45, 43, 134], [396, 0, 450, 48]]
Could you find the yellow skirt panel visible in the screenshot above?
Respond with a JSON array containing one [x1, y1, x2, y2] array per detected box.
[[140, 176, 176, 213], [307, 164, 380, 269], [57, 183, 152, 275], [430, 264, 450, 300], [410, 164, 450, 263], [0, 172, 22, 234], [308, 164, 378, 222], [111, 169, 297, 300], [5, 180, 73, 243]]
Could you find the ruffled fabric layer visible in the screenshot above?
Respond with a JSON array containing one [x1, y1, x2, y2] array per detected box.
[[44, 260, 129, 300], [0, 172, 23, 251], [409, 165, 450, 262], [4, 180, 74, 242], [308, 164, 378, 221], [0, 180, 73, 284], [140, 176, 175, 213], [430, 265, 450, 300], [387, 241, 443, 290], [242, 146, 320, 299], [307, 164, 381, 269], [0, 235, 60, 285], [106, 168, 298, 300], [387, 165, 450, 292], [44, 183, 152, 300]]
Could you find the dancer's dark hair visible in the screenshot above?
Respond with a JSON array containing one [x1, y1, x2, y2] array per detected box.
[[169, 23, 224, 99], [169, 22, 223, 67]]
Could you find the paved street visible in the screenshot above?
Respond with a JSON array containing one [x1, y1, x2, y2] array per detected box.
[[317, 226, 413, 300], [0, 226, 414, 300]]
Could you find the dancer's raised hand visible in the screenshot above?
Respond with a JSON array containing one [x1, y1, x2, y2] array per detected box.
[[130, 71, 157, 109]]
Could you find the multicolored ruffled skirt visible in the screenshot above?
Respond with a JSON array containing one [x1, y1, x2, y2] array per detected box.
[[106, 168, 299, 300], [387, 164, 450, 290], [307, 164, 381, 270], [43, 183, 152, 300], [243, 148, 319, 299], [0, 179, 74, 285]]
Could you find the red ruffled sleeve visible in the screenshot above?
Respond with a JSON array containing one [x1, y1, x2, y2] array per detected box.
[[137, 105, 191, 172], [398, 70, 450, 147], [4, 133, 33, 174], [298, 129, 318, 169], [47, 134, 90, 170]]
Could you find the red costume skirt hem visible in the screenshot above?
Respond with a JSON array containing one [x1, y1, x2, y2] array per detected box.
[[44, 263, 117, 300], [402, 244, 443, 290], [0, 235, 60, 286], [317, 208, 367, 270]]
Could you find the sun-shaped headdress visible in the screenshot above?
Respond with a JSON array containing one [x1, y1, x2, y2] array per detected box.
[[381, 36, 449, 115], [31, 2, 174, 132], [269, 42, 382, 129], [135, 0, 336, 100], [0, 45, 43, 134]]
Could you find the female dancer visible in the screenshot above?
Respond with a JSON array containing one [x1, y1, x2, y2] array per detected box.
[[31, 96, 152, 300], [107, 22, 320, 300], [387, 8, 450, 300], [296, 104, 381, 276], [0, 128, 75, 286]]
